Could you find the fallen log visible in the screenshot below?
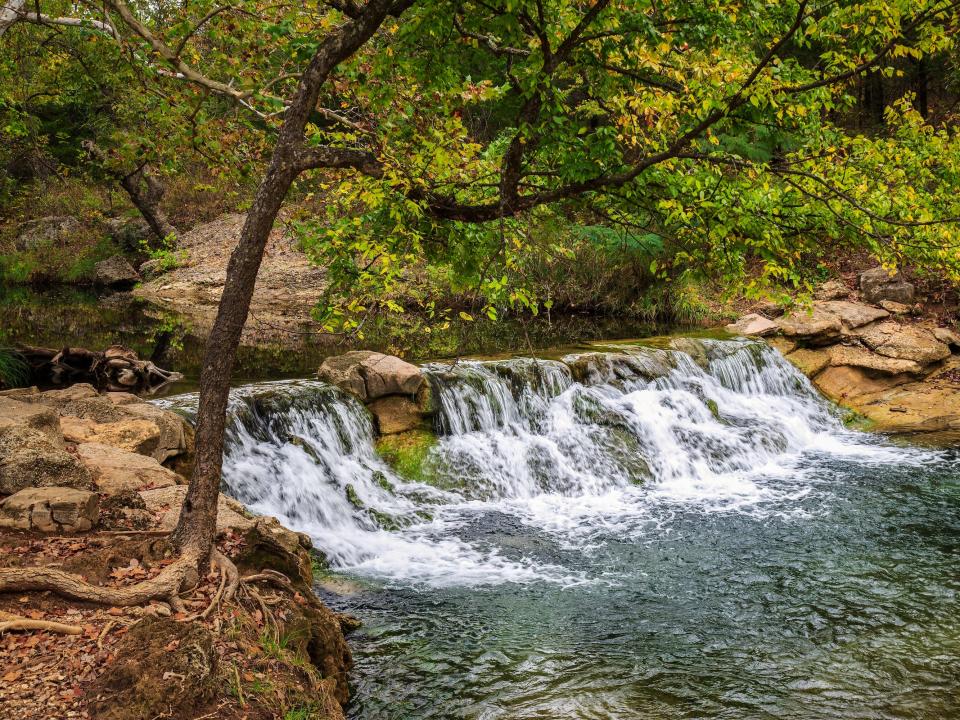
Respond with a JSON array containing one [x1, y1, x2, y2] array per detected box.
[[16, 344, 182, 395]]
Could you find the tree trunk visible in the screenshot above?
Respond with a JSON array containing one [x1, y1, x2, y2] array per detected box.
[[120, 166, 178, 242]]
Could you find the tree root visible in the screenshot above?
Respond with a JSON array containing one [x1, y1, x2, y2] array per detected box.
[[0, 552, 199, 609], [0, 617, 82, 635]]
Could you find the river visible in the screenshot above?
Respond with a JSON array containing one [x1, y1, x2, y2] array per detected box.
[[155, 338, 960, 719]]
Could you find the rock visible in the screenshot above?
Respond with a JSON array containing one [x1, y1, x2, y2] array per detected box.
[[368, 395, 428, 435], [42, 390, 193, 463], [725, 313, 779, 337], [15, 215, 81, 251], [785, 348, 830, 377], [815, 300, 889, 330], [0, 424, 93, 494], [0, 396, 62, 445], [813, 365, 912, 401], [140, 485, 253, 535], [138, 258, 165, 281], [0, 487, 98, 532], [815, 357, 960, 436], [236, 516, 316, 587], [318, 351, 424, 402], [751, 300, 784, 317], [933, 327, 960, 349], [93, 255, 140, 288], [859, 266, 915, 305], [855, 321, 951, 365], [765, 337, 797, 356], [106, 216, 152, 251], [815, 280, 849, 301], [827, 345, 926, 375], [776, 306, 843, 345], [77, 442, 181, 495], [879, 300, 912, 315]]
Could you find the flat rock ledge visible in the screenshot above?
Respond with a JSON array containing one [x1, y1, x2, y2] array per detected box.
[[725, 272, 960, 436]]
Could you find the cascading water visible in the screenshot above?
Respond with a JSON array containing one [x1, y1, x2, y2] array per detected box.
[[157, 339, 960, 719]]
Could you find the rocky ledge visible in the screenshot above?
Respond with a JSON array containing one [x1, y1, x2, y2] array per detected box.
[[0, 384, 353, 719], [726, 267, 960, 438]]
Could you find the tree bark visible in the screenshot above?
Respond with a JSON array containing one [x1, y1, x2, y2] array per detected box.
[[119, 165, 178, 242]]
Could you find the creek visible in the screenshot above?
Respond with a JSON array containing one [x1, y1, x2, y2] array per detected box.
[[156, 338, 960, 719]]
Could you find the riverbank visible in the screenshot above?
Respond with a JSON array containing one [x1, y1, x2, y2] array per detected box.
[[0, 384, 353, 719]]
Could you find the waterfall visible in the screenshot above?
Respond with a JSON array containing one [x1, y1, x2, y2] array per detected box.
[[156, 339, 926, 587]]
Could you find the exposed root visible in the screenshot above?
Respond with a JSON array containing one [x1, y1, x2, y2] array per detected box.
[[0, 552, 199, 609], [191, 550, 239, 621], [0, 617, 82, 635]]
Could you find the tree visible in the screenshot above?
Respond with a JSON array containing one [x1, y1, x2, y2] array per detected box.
[[1, 0, 959, 608]]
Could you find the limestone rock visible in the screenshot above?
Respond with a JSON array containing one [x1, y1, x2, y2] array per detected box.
[[814, 280, 849, 301], [0, 424, 93, 494], [0, 487, 98, 533], [776, 307, 843, 345], [0, 396, 62, 445], [725, 313, 778, 337], [765, 336, 797, 356], [855, 321, 951, 365], [368, 395, 427, 435], [785, 348, 830, 378], [15, 215, 81, 251], [933, 327, 960, 349], [813, 365, 912, 401], [815, 301, 889, 330], [827, 345, 926, 375], [318, 351, 424, 402], [879, 300, 912, 315], [859, 266, 915, 305], [93, 255, 140, 288], [77, 442, 181, 495], [140, 486, 253, 535], [106, 216, 152, 250]]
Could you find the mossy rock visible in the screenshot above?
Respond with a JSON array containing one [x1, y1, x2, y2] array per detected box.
[[375, 429, 438, 483]]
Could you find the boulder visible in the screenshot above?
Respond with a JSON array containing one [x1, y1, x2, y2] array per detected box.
[[859, 266, 915, 305], [62, 416, 162, 455], [814, 280, 849, 301], [776, 306, 843, 345], [855, 321, 951, 365], [933, 327, 960, 349], [318, 351, 423, 402], [15, 215, 81, 251], [813, 365, 912, 401], [0, 424, 93, 494], [93, 255, 140, 288], [140, 486, 253, 535], [105, 216, 152, 251], [785, 348, 830, 378], [765, 337, 797, 356], [368, 395, 427, 435], [77, 442, 181, 495], [879, 300, 912, 315], [0, 396, 62, 445], [815, 300, 888, 330], [0, 487, 98, 533], [725, 313, 779, 337], [827, 345, 926, 375]]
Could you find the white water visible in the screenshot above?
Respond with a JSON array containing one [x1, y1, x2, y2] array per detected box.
[[158, 339, 935, 588]]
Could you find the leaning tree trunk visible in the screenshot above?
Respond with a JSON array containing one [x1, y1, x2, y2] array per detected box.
[[120, 165, 178, 242]]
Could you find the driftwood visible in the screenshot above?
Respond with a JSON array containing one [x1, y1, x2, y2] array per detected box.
[[17, 344, 182, 394]]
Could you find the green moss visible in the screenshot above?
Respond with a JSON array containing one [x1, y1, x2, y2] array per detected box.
[[705, 398, 720, 420], [344, 483, 364, 509], [841, 408, 875, 431], [375, 429, 438, 483], [372, 470, 395, 493]]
